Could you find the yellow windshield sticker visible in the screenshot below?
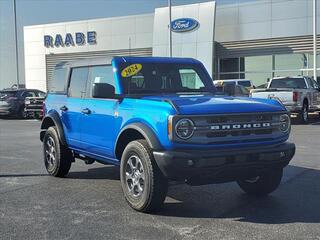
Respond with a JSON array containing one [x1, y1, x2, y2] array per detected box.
[[121, 64, 142, 78]]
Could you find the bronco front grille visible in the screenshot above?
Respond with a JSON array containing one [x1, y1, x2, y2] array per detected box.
[[173, 113, 285, 145]]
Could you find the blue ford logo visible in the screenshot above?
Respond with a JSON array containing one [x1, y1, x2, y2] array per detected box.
[[171, 18, 199, 32]]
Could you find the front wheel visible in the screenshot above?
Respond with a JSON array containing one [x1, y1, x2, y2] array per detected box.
[[43, 126, 72, 177], [237, 168, 283, 196], [120, 140, 168, 212]]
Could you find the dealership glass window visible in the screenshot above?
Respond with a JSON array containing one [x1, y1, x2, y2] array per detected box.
[[68, 67, 89, 98], [274, 54, 307, 71], [49, 67, 67, 92], [244, 73, 272, 87], [273, 70, 303, 78], [244, 56, 272, 72], [219, 73, 240, 80], [218, 53, 320, 87], [219, 58, 239, 73]]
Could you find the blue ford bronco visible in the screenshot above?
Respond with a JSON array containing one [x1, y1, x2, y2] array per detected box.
[[40, 56, 295, 212]]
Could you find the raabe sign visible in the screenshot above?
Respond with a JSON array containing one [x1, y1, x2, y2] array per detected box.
[[44, 31, 97, 48], [171, 18, 199, 33]]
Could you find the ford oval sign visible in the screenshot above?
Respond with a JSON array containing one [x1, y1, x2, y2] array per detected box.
[[171, 18, 199, 33]]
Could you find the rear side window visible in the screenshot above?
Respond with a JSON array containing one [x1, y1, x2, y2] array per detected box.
[[238, 81, 251, 87], [68, 67, 89, 98], [49, 67, 67, 92]]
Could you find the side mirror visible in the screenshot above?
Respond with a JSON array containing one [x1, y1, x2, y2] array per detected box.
[[92, 83, 115, 99]]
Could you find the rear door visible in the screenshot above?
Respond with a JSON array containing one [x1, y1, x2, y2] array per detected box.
[[80, 65, 118, 158], [63, 67, 89, 149]]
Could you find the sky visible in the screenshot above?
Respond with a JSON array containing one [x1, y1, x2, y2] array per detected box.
[[0, 0, 239, 89]]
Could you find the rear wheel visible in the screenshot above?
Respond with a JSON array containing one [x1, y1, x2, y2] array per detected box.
[[43, 126, 72, 177], [299, 102, 309, 124], [237, 168, 283, 196], [120, 140, 168, 212]]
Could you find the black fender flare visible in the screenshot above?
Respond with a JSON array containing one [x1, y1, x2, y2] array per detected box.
[[115, 123, 163, 152], [40, 111, 67, 145]]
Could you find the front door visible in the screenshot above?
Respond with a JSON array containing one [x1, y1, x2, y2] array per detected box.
[[81, 65, 118, 159], [62, 66, 89, 149]]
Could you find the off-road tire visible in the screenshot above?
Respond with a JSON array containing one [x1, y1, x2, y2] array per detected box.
[[120, 140, 168, 212], [43, 126, 72, 177], [237, 168, 283, 196]]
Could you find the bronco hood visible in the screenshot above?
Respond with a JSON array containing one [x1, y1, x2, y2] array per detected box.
[[142, 94, 285, 115]]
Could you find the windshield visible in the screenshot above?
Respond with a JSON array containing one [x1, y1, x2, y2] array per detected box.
[[270, 78, 307, 89], [0, 91, 17, 100], [238, 81, 251, 87], [118, 63, 214, 95]]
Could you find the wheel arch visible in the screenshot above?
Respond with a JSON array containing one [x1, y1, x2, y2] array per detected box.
[[40, 111, 67, 145], [115, 123, 162, 161]]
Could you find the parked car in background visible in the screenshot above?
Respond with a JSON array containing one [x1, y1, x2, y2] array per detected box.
[[214, 81, 249, 97], [0, 88, 45, 118], [213, 79, 255, 90], [251, 76, 320, 123], [25, 93, 46, 119]]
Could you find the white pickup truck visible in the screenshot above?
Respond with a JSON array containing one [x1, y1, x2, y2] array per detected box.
[[251, 76, 320, 123]]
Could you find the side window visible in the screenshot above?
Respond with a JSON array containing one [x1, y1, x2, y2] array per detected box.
[[313, 80, 319, 88], [88, 65, 115, 97], [306, 78, 315, 88], [235, 85, 242, 95], [68, 67, 89, 98], [49, 67, 67, 92], [179, 69, 204, 89], [22, 91, 36, 98], [36, 91, 46, 97]]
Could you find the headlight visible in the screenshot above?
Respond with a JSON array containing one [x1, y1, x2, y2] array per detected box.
[[175, 118, 194, 139], [279, 114, 290, 133]]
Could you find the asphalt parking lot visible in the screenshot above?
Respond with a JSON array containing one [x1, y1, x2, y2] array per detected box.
[[0, 117, 320, 240]]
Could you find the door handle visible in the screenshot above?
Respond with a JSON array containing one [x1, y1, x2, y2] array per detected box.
[[81, 108, 91, 114], [60, 105, 68, 111]]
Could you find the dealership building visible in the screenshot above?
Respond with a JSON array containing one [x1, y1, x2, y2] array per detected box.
[[24, 0, 320, 91]]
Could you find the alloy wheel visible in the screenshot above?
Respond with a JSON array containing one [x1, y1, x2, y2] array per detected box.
[[125, 155, 145, 198]]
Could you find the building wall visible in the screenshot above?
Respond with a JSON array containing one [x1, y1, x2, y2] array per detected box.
[[153, 2, 216, 76], [24, 14, 154, 91], [215, 0, 320, 42]]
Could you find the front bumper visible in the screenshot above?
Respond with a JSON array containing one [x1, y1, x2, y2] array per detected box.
[[153, 142, 295, 185]]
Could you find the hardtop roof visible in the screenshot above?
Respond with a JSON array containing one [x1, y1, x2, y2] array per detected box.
[[55, 56, 200, 69]]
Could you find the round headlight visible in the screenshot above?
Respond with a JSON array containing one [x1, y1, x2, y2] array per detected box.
[[279, 114, 290, 133], [175, 118, 194, 139]]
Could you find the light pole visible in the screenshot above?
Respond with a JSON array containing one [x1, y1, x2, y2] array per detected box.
[[313, 0, 317, 82], [13, 0, 20, 88], [168, 0, 172, 57]]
